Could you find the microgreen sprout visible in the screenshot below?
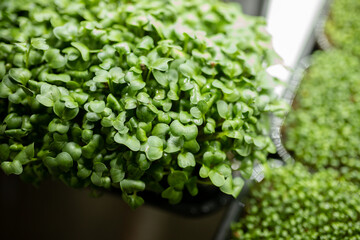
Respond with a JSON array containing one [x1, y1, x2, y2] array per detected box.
[[0, 0, 283, 208]]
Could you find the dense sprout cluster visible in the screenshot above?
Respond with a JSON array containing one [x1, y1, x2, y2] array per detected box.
[[325, 0, 360, 57], [232, 163, 360, 239], [283, 50, 360, 181], [0, 0, 283, 208]]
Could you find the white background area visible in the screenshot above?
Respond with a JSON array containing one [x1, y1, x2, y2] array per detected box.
[[266, 0, 326, 83]]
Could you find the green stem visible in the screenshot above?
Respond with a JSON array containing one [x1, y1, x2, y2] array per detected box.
[[196, 179, 213, 185], [166, 51, 171, 58], [197, 132, 227, 142], [89, 49, 102, 53], [25, 44, 32, 69], [195, 159, 203, 164], [108, 79, 114, 93], [146, 69, 152, 82], [183, 37, 189, 53]]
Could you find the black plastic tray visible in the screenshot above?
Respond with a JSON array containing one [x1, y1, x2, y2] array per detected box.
[[212, 181, 250, 240], [314, 0, 333, 50]]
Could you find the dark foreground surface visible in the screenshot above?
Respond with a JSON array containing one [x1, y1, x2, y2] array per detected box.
[[0, 172, 225, 240]]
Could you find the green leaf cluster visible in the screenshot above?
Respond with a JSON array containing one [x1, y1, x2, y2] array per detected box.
[[284, 50, 360, 182], [325, 0, 360, 57], [0, 0, 283, 208], [232, 163, 360, 239]]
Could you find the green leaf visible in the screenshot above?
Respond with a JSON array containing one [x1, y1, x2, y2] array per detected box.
[[212, 80, 233, 94], [209, 170, 225, 187], [71, 42, 90, 61], [215, 164, 232, 178], [122, 193, 144, 209], [136, 153, 150, 171], [48, 118, 70, 134], [107, 94, 122, 112], [63, 47, 80, 61], [232, 177, 244, 197], [177, 152, 196, 168], [114, 42, 131, 55], [36, 95, 54, 107], [126, 14, 149, 27], [125, 71, 146, 91], [239, 158, 253, 179], [98, 45, 116, 62], [144, 136, 163, 161], [168, 170, 188, 190], [110, 168, 125, 183], [53, 22, 78, 42], [89, 100, 106, 113], [31, 38, 49, 50], [148, 15, 165, 39], [253, 136, 267, 149], [77, 164, 92, 179], [91, 172, 110, 188], [153, 70, 169, 87], [220, 176, 244, 198], [63, 142, 82, 161], [114, 133, 141, 151], [0, 62, 6, 79], [99, 58, 114, 70], [223, 62, 242, 78], [126, 53, 138, 67], [9, 68, 31, 85], [108, 30, 122, 42], [199, 165, 210, 178], [120, 179, 146, 193], [82, 135, 102, 159], [0, 144, 10, 162], [71, 92, 89, 105], [93, 162, 108, 173], [14, 43, 27, 52], [44, 156, 58, 169], [55, 152, 73, 172], [161, 187, 183, 204], [151, 123, 170, 138], [179, 111, 192, 124], [150, 58, 173, 71], [1, 160, 23, 175], [204, 118, 216, 134], [53, 100, 79, 120], [235, 143, 252, 157], [45, 73, 71, 83], [45, 49, 66, 69], [179, 60, 196, 78], [110, 159, 125, 183], [190, 107, 202, 119], [170, 120, 198, 140], [183, 139, 200, 153], [217, 100, 230, 118], [137, 36, 154, 50], [185, 176, 198, 196], [164, 134, 184, 153], [109, 67, 125, 84], [242, 89, 257, 101], [13, 143, 35, 165]]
